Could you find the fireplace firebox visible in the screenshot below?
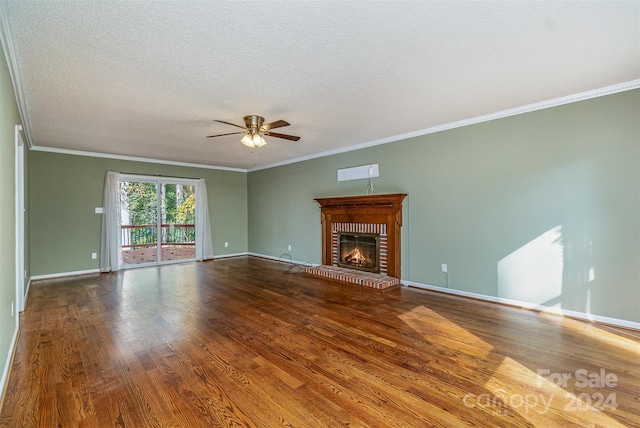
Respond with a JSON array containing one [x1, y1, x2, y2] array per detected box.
[[338, 233, 380, 273]]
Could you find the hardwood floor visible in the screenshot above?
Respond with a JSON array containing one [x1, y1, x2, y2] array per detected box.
[[1, 256, 639, 427]]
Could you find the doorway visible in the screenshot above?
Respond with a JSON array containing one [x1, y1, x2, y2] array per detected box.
[[119, 176, 197, 267]]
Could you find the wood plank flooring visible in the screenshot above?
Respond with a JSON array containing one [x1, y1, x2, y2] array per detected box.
[[1, 256, 639, 427]]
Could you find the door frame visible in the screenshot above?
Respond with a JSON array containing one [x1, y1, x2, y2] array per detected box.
[[119, 174, 199, 269], [15, 125, 25, 319]]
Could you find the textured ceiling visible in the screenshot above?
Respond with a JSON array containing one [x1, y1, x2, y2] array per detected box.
[[2, 1, 639, 171]]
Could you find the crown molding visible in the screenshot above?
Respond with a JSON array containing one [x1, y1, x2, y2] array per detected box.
[[31, 145, 247, 173], [249, 79, 640, 172], [26, 80, 640, 174], [0, 1, 33, 149]]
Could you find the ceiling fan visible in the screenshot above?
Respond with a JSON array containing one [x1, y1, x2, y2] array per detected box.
[[207, 115, 300, 148]]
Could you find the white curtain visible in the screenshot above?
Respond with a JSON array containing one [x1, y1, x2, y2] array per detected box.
[[195, 178, 214, 260], [100, 171, 122, 272]]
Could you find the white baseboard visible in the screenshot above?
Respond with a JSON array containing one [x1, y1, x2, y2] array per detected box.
[[23, 278, 31, 309], [30, 257, 253, 279], [0, 327, 19, 412], [212, 252, 249, 259], [247, 252, 318, 267], [402, 280, 640, 331], [30, 268, 101, 281]]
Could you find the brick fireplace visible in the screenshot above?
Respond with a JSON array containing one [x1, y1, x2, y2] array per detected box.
[[314, 193, 406, 279]]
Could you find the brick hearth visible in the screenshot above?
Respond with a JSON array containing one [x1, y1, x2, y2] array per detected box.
[[305, 265, 400, 290]]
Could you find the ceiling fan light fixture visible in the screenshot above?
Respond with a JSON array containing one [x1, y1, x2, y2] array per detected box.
[[241, 132, 267, 148], [253, 133, 266, 147], [241, 134, 254, 147]]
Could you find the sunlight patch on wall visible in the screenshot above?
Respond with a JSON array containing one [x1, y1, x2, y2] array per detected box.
[[498, 226, 564, 306]]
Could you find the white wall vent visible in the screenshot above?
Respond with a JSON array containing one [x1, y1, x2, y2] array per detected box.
[[337, 163, 379, 182]]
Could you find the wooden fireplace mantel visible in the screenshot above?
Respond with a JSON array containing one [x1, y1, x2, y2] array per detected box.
[[314, 193, 407, 278]]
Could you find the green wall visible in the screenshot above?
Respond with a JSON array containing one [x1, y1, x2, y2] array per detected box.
[[248, 90, 640, 323], [0, 41, 22, 396], [29, 152, 248, 276]]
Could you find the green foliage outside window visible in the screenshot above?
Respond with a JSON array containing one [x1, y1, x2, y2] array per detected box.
[[121, 182, 196, 248]]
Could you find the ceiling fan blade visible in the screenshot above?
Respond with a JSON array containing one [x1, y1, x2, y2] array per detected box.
[[214, 119, 246, 129], [266, 131, 300, 141], [206, 131, 243, 138], [261, 120, 290, 131]]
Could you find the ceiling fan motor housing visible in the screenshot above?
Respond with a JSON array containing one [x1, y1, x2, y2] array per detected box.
[[244, 115, 265, 134]]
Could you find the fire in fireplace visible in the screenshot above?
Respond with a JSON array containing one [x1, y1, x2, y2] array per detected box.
[[337, 233, 380, 273]]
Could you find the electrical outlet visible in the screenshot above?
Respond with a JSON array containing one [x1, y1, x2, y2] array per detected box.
[[11, 302, 14, 317], [224, 242, 229, 248], [92, 252, 97, 260], [441, 264, 448, 273], [288, 245, 292, 251]]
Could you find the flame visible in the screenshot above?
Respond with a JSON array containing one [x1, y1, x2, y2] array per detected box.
[[346, 247, 366, 266]]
